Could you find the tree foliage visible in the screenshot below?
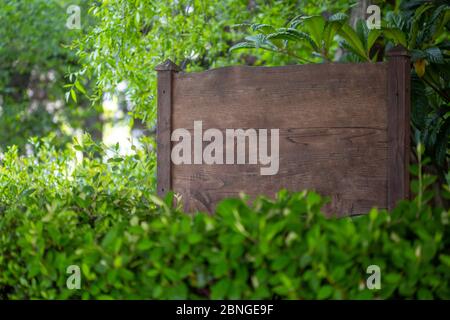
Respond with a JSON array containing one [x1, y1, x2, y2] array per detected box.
[[73, 0, 354, 124], [0, 0, 100, 153]]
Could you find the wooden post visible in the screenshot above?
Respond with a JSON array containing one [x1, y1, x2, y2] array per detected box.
[[387, 46, 411, 210], [155, 59, 180, 197]]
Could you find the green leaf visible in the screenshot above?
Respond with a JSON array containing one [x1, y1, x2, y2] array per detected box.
[[137, 239, 152, 251], [70, 89, 77, 103], [267, 28, 315, 49], [367, 29, 382, 55], [317, 285, 333, 299], [439, 254, 450, 267], [107, 157, 124, 163], [229, 41, 256, 52], [211, 279, 229, 299], [323, 20, 344, 53], [424, 47, 444, 64], [251, 23, 276, 34], [338, 24, 369, 61], [383, 28, 407, 48], [135, 12, 140, 28], [74, 81, 87, 95], [302, 16, 326, 50], [409, 3, 434, 48], [329, 13, 348, 22]]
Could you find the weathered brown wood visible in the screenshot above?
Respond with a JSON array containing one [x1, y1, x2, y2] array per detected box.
[[172, 63, 387, 129], [387, 46, 411, 210], [156, 52, 410, 216], [155, 59, 180, 197], [172, 127, 387, 215]]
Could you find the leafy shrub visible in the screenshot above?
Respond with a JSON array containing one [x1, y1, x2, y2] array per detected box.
[[0, 137, 449, 299]]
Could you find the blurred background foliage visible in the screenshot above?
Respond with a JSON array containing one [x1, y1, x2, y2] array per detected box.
[[73, 0, 356, 124], [0, 0, 102, 153]]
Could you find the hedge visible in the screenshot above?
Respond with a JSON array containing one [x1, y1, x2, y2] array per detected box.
[[0, 136, 449, 299]]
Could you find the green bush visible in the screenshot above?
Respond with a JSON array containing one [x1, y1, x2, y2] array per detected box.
[[0, 137, 449, 299]]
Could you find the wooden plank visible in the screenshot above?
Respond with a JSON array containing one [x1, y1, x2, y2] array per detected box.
[[173, 63, 387, 130], [157, 52, 410, 215], [155, 60, 179, 197], [387, 46, 411, 210], [168, 62, 391, 215], [172, 127, 387, 215]]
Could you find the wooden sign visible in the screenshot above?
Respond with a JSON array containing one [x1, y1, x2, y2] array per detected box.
[[155, 46, 410, 216]]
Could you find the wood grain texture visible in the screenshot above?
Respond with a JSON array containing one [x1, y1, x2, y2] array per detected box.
[[172, 127, 387, 215], [155, 60, 180, 197], [158, 57, 409, 216], [387, 46, 411, 209]]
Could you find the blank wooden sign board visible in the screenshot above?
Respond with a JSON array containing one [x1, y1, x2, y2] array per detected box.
[[156, 46, 410, 216]]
